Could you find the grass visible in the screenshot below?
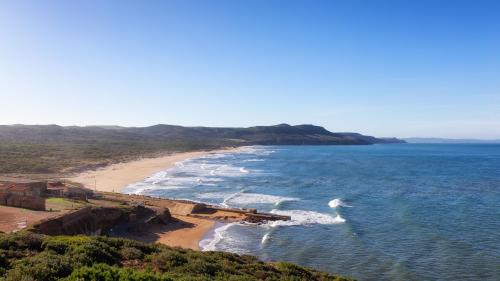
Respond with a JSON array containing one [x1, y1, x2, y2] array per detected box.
[[0, 232, 353, 281], [45, 198, 88, 212], [0, 141, 222, 176]]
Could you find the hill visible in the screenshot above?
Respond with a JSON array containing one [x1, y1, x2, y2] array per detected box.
[[0, 232, 352, 281], [0, 124, 404, 175]]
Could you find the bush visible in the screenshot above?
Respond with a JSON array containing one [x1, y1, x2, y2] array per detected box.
[[0, 233, 351, 281], [69, 240, 119, 267], [43, 239, 69, 254], [274, 262, 314, 279], [64, 263, 173, 281], [5, 252, 71, 281], [181, 259, 220, 276], [0, 232, 42, 251], [120, 247, 143, 260], [151, 251, 188, 271], [0, 250, 8, 268]]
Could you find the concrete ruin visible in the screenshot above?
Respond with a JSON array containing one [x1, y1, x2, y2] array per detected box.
[[0, 177, 95, 211], [46, 182, 92, 201], [33, 206, 130, 236], [0, 178, 47, 210]]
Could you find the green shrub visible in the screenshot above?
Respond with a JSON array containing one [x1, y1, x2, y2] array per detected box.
[[69, 240, 119, 267], [181, 259, 220, 276], [120, 247, 143, 260], [64, 263, 172, 281], [0, 250, 8, 268], [0, 233, 352, 281], [5, 252, 71, 281], [43, 239, 69, 254], [0, 232, 42, 251], [151, 251, 188, 271], [274, 262, 314, 280]]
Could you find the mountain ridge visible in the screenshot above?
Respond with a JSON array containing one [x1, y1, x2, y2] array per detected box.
[[0, 124, 404, 174], [0, 123, 404, 145]]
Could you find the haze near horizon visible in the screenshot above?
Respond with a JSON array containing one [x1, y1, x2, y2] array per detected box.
[[1, 0, 499, 139]]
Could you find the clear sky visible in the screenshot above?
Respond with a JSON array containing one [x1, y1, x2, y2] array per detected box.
[[0, 0, 499, 138]]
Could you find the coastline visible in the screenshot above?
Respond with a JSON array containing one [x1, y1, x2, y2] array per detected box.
[[68, 147, 242, 250], [68, 147, 240, 193]]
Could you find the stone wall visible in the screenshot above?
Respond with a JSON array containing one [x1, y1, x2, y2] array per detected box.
[[2, 195, 45, 211], [0, 181, 47, 211]]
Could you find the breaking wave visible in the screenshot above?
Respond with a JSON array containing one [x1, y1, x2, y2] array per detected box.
[[223, 193, 299, 206], [199, 223, 237, 251], [328, 198, 352, 208], [268, 209, 346, 226], [261, 232, 270, 244]]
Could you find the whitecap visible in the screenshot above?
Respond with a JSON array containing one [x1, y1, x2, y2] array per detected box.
[[268, 209, 346, 226], [223, 193, 299, 206], [328, 198, 352, 208], [238, 146, 276, 156], [243, 159, 265, 162], [196, 192, 227, 199], [261, 232, 270, 244]]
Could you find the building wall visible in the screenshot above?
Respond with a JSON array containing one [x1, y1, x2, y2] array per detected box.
[[0, 193, 45, 210], [0, 182, 47, 211]]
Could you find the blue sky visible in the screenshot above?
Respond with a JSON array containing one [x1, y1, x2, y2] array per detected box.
[[0, 0, 499, 138]]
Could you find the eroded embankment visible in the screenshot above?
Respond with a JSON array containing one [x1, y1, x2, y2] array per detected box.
[[31, 192, 290, 239]]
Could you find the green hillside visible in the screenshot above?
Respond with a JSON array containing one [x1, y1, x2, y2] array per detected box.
[[0, 232, 352, 281], [0, 124, 403, 175]]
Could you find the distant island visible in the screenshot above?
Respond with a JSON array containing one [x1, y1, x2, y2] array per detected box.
[[0, 124, 404, 175]]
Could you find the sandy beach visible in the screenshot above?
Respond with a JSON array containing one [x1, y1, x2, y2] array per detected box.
[[68, 147, 240, 250], [121, 215, 216, 250], [68, 148, 238, 193]]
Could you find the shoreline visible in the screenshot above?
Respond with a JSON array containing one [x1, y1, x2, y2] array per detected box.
[[68, 147, 242, 250], [198, 221, 227, 251], [68, 147, 240, 193]]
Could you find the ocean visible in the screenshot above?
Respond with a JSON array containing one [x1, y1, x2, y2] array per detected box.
[[124, 144, 500, 280]]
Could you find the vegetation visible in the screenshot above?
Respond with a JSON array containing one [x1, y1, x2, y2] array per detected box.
[[0, 141, 219, 175], [0, 124, 403, 175], [0, 232, 352, 281]]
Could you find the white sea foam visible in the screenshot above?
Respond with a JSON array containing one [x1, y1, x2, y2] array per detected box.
[[196, 192, 230, 200], [243, 159, 265, 162], [199, 223, 237, 251], [328, 198, 352, 208], [124, 185, 151, 195], [268, 209, 346, 226], [238, 146, 276, 156], [261, 232, 270, 244], [223, 193, 299, 206]]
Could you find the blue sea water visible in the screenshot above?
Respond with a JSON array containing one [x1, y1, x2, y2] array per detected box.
[[124, 144, 500, 280]]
